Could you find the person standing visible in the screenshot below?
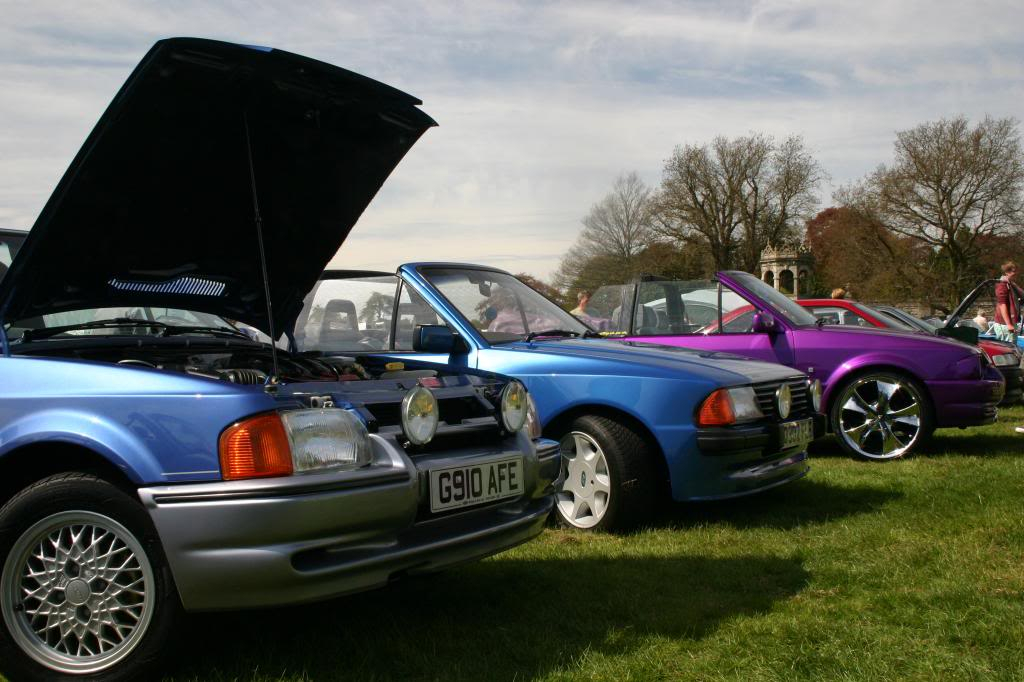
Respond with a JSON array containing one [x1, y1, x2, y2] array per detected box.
[[994, 261, 1020, 343], [570, 290, 591, 316]]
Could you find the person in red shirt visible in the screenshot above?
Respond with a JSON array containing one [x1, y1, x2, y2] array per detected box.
[[994, 261, 1020, 343]]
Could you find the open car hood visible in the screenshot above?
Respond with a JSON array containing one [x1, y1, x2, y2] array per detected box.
[[0, 38, 435, 334]]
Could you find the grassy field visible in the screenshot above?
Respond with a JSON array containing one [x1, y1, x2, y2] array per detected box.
[[159, 405, 1024, 681]]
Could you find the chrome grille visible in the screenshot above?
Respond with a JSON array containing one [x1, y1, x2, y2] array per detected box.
[[752, 378, 811, 421]]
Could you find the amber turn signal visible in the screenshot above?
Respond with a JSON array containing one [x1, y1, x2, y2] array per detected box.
[[219, 413, 293, 480], [697, 388, 736, 427]]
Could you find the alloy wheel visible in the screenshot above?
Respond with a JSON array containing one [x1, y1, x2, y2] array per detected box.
[[556, 431, 612, 528], [836, 374, 923, 460], [1, 510, 155, 675]]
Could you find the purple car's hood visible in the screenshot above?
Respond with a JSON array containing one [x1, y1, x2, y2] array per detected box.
[[0, 38, 435, 334]]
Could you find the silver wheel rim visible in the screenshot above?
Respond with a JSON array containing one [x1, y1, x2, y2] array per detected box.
[[1, 511, 155, 675], [836, 374, 922, 460], [556, 431, 612, 529]]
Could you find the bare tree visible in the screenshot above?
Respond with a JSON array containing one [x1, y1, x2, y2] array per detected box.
[[653, 134, 824, 273], [554, 172, 657, 292], [846, 115, 1024, 303]]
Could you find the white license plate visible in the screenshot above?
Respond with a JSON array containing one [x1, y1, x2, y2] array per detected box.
[[429, 457, 524, 512], [780, 419, 814, 449]]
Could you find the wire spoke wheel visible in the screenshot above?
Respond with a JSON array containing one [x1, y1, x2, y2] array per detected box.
[[2, 510, 155, 675], [836, 374, 923, 460], [556, 431, 612, 529]]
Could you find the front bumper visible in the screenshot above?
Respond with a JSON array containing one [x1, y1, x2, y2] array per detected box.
[[927, 368, 1004, 427], [997, 365, 1022, 405], [138, 432, 561, 611], [682, 413, 824, 501]]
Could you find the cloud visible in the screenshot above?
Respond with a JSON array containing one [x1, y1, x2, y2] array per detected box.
[[1, 0, 1022, 281]]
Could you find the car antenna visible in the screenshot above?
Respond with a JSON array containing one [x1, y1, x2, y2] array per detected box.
[[243, 111, 280, 392]]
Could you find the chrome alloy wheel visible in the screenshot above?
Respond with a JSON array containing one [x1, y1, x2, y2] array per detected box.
[[836, 374, 923, 460], [556, 431, 612, 528], [1, 511, 155, 675]]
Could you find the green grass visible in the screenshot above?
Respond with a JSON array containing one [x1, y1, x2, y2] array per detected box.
[[160, 405, 1024, 681], [27, 409, 1024, 681]]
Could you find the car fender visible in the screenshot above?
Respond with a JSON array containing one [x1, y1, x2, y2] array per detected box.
[[822, 353, 931, 408], [0, 408, 159, 483]]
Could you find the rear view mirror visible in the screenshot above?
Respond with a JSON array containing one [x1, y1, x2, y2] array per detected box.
[[413, 325, 468, 353], [752, 311, 776, 334]]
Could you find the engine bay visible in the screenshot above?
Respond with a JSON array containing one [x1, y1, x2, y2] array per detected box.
[[12, 339, 396, 385]]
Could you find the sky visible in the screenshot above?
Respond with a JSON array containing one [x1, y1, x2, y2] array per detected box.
[[1, 1, 1022, 281]]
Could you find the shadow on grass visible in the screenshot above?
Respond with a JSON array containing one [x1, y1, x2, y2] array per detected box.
[[168, 554, 808, 681], [660, 477, 901, 531], [917, 432, 1023, 457], [808, 430, 1023, 460]]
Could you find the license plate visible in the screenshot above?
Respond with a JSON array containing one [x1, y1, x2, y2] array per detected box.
[[429, 457, 524, 513], [780, 419, 814, 449]]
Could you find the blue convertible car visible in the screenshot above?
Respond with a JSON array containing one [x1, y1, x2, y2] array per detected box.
[[299, 266, 825, 532], [0, 40, 560, 681]]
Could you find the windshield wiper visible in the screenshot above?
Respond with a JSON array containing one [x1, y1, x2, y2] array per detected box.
[[20, 318, 169, 342], [160, 325, 254, 340], [20, 318, 255, 343], [524, 329, 600, 341]]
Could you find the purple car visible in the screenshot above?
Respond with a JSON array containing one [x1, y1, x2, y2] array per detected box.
[[589, 272, 1004, 461]]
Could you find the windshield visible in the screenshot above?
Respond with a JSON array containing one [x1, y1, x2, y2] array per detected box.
[[419, 267, 590, 343], [6, 306, 244, 342], [857, 304, 916, 331], [729, 272, 818, 326], [0, 231, 27, 282]]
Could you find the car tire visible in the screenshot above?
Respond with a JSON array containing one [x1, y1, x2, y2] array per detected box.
[[829, 371, 933, 461], [551, 415, 656, 532], [0, 473, 181, 682]]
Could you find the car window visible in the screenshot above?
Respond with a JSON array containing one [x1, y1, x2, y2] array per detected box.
[[394, 283, 447, 351], [632, 280, 756, 335], [808, 306, 871, 327], [420, 268, 589, 343], [0, 231, 26, 281], [585, 284, 633, 333], [294, 276, 399, 353]]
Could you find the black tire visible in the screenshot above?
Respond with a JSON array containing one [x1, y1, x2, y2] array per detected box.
[[828, 371, 934, 462], [550, 415, 657, 532], [0, 473, 182, 682]]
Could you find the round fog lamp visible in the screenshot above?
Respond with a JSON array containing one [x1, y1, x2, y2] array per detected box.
[[401, 386, 438, 445], [775, 383, 792, 420], [809, 379, 822, 412], [501, 381, 528, 433]]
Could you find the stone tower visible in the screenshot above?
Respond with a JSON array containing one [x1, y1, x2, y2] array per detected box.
[[759, 244, 814, 299]]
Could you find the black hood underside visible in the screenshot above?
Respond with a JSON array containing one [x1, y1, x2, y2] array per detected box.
[[0, 38, 436, 334]]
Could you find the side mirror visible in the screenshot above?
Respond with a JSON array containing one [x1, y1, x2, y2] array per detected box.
[[937, 325, 979, 345], [413, 325, 468, 353], [751, 311, 776, 334]]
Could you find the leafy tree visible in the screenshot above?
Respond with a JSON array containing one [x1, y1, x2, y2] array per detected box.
[[653, 134, 824, 273], [359, 292, 394, 327], [554, 172, 657, 297], [842, 116, 1024, 306]]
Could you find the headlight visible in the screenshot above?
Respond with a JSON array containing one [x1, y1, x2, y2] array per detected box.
[[992, 353, 1018, 367], [282, 409, 372, 473], [775, 384, 792, 420], [808, 379, 822, 412], [524, 393, 542, 439], [219, 408, 371, 480], [501, 380, 529, 432], [402, 386, 439, 445], [697, 386, 764, 426]]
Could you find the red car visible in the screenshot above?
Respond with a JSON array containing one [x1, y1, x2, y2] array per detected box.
[[800, 299, 1022, 405]]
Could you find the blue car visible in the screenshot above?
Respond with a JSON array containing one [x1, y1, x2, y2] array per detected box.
[[0, 39, 560, 681], [299, 266, 826, 532]]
